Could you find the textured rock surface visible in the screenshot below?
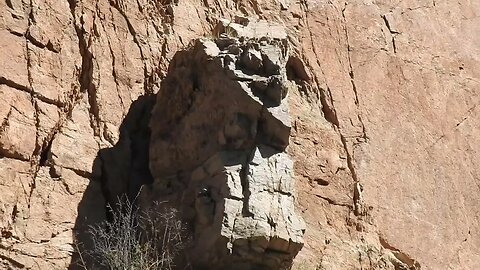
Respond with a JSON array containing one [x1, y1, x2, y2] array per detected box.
[[147, 23, 304, 268], [0, 0, 479, 269]]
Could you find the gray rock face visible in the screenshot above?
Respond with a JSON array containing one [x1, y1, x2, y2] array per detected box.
[[148, 20, 305, 269]]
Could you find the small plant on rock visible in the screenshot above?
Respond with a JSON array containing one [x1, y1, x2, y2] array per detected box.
[[77, 197, 188, 270]]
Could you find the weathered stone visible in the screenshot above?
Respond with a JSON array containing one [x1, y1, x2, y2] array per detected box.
[[0, 31, 29, 87], [50, 97, 99, 175], [0, 158, 105, 269], [0, 0, 28, 35], [148, 21, 304, 269], [260, 100, 291, 149], [261, 43, 287, 76], [1, 0, 480, 269], [0, 86, 36, 160], [217, 18, 288, 40]]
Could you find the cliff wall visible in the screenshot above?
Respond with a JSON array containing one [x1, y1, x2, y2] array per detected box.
[[0, 0, 479, 269]]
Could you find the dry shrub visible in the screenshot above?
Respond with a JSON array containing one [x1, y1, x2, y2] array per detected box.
[[78, 198, 188, 270]]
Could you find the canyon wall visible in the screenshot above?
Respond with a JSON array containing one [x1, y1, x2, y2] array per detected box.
[[0, 0, 480, 269]]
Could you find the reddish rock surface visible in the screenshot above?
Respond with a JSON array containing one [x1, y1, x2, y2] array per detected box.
[[0, 0, 479, 269]]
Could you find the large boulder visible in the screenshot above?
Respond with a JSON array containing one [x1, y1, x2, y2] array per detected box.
[[147, 20, 305, 269]]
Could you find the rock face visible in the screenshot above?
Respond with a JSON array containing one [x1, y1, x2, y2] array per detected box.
[[147, 22, 305, 269], [1, 0, 480, 269]]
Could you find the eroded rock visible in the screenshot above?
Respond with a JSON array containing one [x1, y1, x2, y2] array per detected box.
[[1, 0, 480, 268], [148, 20, 304, 269]]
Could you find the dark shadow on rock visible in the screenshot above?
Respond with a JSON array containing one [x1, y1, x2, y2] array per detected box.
[[68, 94, 156, 269]]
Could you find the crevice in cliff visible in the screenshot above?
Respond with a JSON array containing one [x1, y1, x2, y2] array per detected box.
[[26, 18, 38, 157], [0, 150, 30, 162], [27, 169, 38, 209], [24, 0, 43, 211], [337, 2, 368, 216], [379, 236, 421, 269], [25, 32, 60, 54], [300, 1, 340, 127], [30, 97, 42, 186], [158, 39, 169, 76], [319, 85, 340, 127], [5, 0, 14, 9], [357, 114, 368, 143], [240, 149, 254, 217], [108, 0, 149, 96], [0, 76, 64, 106], [38, 135, 53, 166], [381, 15, 397, 53], [36, 95, 64, 107], [0, 253, 25, 269], [340, 134, 364, 216], [67, 0, 101, 137], [341, 3, 359, 106], [0, 108, 13, 135], [314, 194, 352, 209], [10, 204, 18, 224], [103, 6, 126, 119], [0, 77, 31, 93], [302, 0, 363, 217], [455, 102, 478, 127]]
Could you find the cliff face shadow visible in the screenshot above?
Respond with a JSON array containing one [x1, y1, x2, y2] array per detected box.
[[69, 94, 156, 269]]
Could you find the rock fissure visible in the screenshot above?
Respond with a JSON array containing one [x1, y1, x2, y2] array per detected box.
[[0, 253, 25, 269], [67, 0, 101, 136], [25, 30, 59, 54], [339, 133, 365, 216], [240, 148, 254, 217], [300, 1, 341, 131], [314, 194, 352, 208], [455, 102, 479, 128], [0, 78, 64, 107], [341, 3, 359, 106], [0, 78, 31, 94], [0, 108, 13, 135], [381, 14, 398, 53], [23, 0, 45, 212], [108, 0, 149, 95], [102, 10, 126, 120], [379, 236, 421, 269], [332, 3, 369, 217]]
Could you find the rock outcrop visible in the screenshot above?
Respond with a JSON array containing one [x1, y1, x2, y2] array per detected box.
[[146, 20, 305, 269]]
